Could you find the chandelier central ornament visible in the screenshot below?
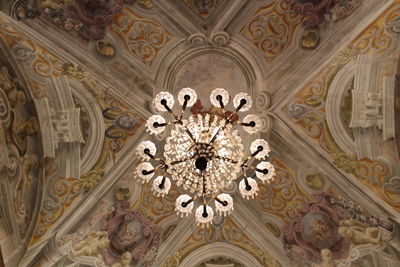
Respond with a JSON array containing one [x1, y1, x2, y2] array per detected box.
[[136, 88, 275, 227]]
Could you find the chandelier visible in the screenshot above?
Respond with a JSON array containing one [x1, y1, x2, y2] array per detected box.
[[136, 88, 275, 227]]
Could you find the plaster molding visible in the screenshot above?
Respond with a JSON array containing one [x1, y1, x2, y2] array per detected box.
[[0, 123, 9, 168], [232, 199, 290, 266], [54, 128, 147, 238], [180, 242, 262, 267], [272, 117, 400, 221], [326, 59, 357, 155], [70, 80, 105, 173], [383, 75, 396, 140], [0, 13, 152, 118], [350, 54, 382, 159], [271, 0, 395, 111], [156, 43, 261, 103], [153, 216, 196, 266], [153, 0, 201, 36], [208, 0, 248, 33]]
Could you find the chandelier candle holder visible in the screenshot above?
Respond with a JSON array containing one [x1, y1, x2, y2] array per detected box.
[[136, 88, 275, 227]]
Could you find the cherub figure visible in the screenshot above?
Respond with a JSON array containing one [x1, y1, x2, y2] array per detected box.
[[111, 251, 132, 267], [312, 249, 336, 267], [0, 65, 26, 107], [338, 219, 380, 247], [70, 231, 110, 259]]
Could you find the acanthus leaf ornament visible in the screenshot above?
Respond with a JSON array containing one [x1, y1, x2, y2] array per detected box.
[[136, 88, 275, 226]]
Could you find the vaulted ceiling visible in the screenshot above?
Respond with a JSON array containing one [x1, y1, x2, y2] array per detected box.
[[0, 0, 399, 266]]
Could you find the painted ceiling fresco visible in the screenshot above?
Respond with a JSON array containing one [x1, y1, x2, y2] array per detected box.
[[0, 0, 399, 266]]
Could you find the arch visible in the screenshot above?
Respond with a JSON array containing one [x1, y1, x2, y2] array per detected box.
[[70, 80, 105, 173], [154, 40, 266, 103], [179, 242, 262, 267], [326, 60, 357, 155]]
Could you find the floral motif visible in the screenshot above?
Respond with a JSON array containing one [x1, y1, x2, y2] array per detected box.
[[241, 1, 303, 63], [161, 217, 279, 267], [111, 8, 170, 65], [254, 158, 310, 223], [33, 177, 82, 242], [283, 2, 400, 213]]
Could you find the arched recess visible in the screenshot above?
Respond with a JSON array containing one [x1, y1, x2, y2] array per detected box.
[[157, 45, 260, 100], [179, 242, 263, 267], [153, 43, 270, 145]]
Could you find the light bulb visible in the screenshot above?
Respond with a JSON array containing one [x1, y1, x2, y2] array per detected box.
[[175, 194, 194, 217], [153, 91, 174, 112], [136, 162, 154, 183], [178, 87, 197, 107], [250, 139, 270, 159], [239, 178, 259, 199], [233, 92, 252, 112], [210, 88, 229, 108], [215, 193, 234, 216], [242, 114, 261, 134], [146, 115, 166, 134], [256, 161, 275, 182], [137, 141, 157, 160]]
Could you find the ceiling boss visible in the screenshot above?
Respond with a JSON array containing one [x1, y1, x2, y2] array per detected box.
[[136, 88, 275, 227]]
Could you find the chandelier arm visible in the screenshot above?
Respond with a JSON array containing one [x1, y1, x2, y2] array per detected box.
[[184, 127, 197, 143], [242, 164, 268, 175], [214, 155, 238, 164], [170, 154, 195, 166], [217, 95, 225, 110], [153, 121, 170, 128], [142, 163, 164, 176], [209, 111, 238, 145], [241, 146, 264, 166], [202, 172, 207, 195], [209, 127, 222, 144], [179, 96, 190, 120], [243, 177, 252, 191], [161, 101, 180, 121], [181, 198, 193, 207], [144, 149, 155, 160], [159, 176, 166, 189], [215, 197, 228, 206], [239, 121, 256, 127], [235, 99, 247, 112]]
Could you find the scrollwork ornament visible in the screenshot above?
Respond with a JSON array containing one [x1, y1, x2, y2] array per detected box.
[[256, 91, 271, 110], [337, 247, 360, 267], [259, 114, 273, 133], [111, 9, 169, 65], [382, 176, 400, 206], [6, 143, 21, 179], [385, 7, 400, 33], [188, 33, 208, 47], [11, 42, 37, 62], [0, 89, 10, 123], [209, 31, 230, 47]]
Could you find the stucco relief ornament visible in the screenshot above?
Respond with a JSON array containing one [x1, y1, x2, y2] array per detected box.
[[136, 88, 275, 227], [100, 202, 161, 266], [283, 193, 350, 263]]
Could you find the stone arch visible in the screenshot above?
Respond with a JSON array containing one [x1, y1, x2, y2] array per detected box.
[[179, 242, 263, 267]]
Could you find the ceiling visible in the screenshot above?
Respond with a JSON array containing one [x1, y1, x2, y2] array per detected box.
[[0, 0, 399, 266]]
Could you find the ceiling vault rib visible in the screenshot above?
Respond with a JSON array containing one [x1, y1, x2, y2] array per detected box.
[[273, 116, 400, 221]]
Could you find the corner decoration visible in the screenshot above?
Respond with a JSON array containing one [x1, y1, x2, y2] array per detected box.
[[136, 88, 275, 227]]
